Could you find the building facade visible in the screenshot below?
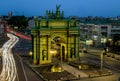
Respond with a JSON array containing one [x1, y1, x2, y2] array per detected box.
[[79, 23, 112, 47], [97, 25, 111, 47], [111, 23, 120, 36], [28, 19, 34, 29], [0, 20, 7, 38]]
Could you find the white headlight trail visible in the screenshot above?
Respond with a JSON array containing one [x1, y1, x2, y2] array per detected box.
[[0, 33, 19, 81]]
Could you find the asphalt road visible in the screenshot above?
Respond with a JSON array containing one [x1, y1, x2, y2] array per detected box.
[[0, 33, 19, 81], [82, 51, 120, 73], [76, 48, 120, 81], [13, 46, 44, 81]]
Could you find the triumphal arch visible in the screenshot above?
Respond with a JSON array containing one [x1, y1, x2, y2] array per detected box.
[[31, 5, 80, 65]]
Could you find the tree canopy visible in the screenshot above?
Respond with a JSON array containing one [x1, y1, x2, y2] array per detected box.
[[8, 16, 28, 29]]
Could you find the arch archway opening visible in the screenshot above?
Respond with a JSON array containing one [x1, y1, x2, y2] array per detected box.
[[50, 36, 66, 62]]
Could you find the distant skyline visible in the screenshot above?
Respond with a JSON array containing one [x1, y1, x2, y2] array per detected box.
[[0, 0, 120, 17]]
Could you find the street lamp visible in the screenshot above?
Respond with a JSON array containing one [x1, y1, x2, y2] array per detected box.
[[29, 51, 33, 56]]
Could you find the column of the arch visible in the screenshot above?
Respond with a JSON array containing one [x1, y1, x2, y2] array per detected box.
[[36, 35, 40, 63], [72, 35, 76, 59], [63, 33, 68, 61], [47, 35, 52, 63], [75, 34, 79, 58], [67, 35, 71, 61], [73, 35, 76, 58], [64, 44, 67, 61], [33, 35, 37, 64], [39, 35, 42, 64], [67, 21, 70, 61]]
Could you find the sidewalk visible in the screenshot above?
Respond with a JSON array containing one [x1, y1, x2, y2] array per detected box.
[[60, 63, 89, 78]]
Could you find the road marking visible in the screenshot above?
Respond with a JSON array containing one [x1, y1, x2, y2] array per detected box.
[[20, 59, 28, 81]]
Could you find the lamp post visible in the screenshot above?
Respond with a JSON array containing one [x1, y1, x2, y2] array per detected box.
[[100, 50, 104, 73]]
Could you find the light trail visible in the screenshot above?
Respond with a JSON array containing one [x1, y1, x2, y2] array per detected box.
[[0, 33, 19, 81]]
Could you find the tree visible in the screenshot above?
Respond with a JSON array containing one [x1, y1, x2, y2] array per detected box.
[[112, 34, 120, 51], [8, 16, 28, 30]]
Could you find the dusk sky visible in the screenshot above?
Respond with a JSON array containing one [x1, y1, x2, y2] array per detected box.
[[0, 0, 120, 17]]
